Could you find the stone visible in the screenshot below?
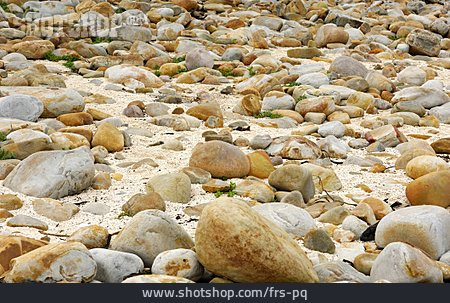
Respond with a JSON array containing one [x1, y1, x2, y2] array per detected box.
[[91, 172, 112, 190], [181, 167, 211, 184], [287, 47, 323, 59], [370, 242, 443, 283], [0, 95, 44, 122], [186, 104, 223, 127], [195, 198, 318, 282], [67, 225, 109, 249], [430, 103, 450, 124], [235, 179, 275, 203], [392, 87, 449, 109], [32, 198, 79, 222], [354, 253, 378, 275], [151, 248, 203, 281], [246, 150, 275, 179], [185, 48, 214, 71], [431, 138, 450, 153], [4, 147, 95, 199], [279, 191, 305, 208], [189, 141, 250, 178], [12, 40, 55, 59], [296, 72, 330, 88], [261, 92, 295, 111], [405, 155, 448, 179], [318, 121, 346, 138], [295, 96, 336, 116], [398, 66, 427, 86], [6, 215, 48, 230], [347, 92, 374, 111], [90, 248, 144, 283], [122, 274, 194, 283], [301, 163, 342, 192], [406, 29, 441, 57], [341, 215, 369, 239], [304, 228, 335, 254], [317, 135, 350, 159], [105, 65, 164, 88], [268, 164, 315, 202], [146, 173, 191, 203], [0, 194, 23, 210], [375, 205, 450, 259], [314, 24, 349, 48], [0, 87, 85, 118], [92, 123, 124, 152], [365, 125, 407, 148], [360, 197, 392, 220], [110, 210, 194, 266], [3, 242, 96, 283], [233, 94, 262, 116], [365, 71, 395, 92], [122, 192, 166, 216], [250, 134, 272, 150], [0, 236, 47, 276], [406, 170, 450, 207], [318, 206, 350, 225], [329, 56, 368, 78], [314, 261, 370, 283], [57, 112, 93, 126], [252, 203, 316, 237]]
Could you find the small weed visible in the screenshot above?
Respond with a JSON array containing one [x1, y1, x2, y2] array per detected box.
[[0, 149, 15, 160], [93, 37, 112, 44], [0, 132, 6, 141], [221, 70, 237, 77], [0, 2, 10, 13], [172, 56, 185, 63], [63, 61, 76, 72], [117, 211, 131, 219], [177, 67, 187, 74], [286, 82, 300, 87], [297, 95, 308, 102], [248, 66, 256, 76], [253, 111, 283, 119], [388, 35, 399, 40], [214, 181, 237, 198], [115, 7, 126, 14]]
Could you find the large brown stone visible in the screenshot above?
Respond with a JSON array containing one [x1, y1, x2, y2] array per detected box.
[[195, 198, 318, 283], [3, 242, 97, 283], [247, 150, 275, 179], [406, 170, 450, 208], [431, 138, 450, 154], [92, 123, 124, 152], [189, 141, 250, 178], [0, 235, 47, 276]]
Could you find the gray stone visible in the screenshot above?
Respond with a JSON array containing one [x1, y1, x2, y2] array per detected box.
[[370, 242, 443, 283], [375, 205, 450, 259], [0, 95, 44, 122], [110, 210, 194, 266], [90, 248, 144, 283], [252, 203, 316, 237], [4, 147, 95, 199], [185, 48, 214, 71], [151, 249, 203, 281], [329, 56, 369, 78], [318, 121, 346, 138], [314, 261, 370, 283], [268, 164, 315, 202], [341, 215, 368, 239]]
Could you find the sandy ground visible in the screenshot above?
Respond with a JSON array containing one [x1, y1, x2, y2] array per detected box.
[[0, 48, 449, 263]]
